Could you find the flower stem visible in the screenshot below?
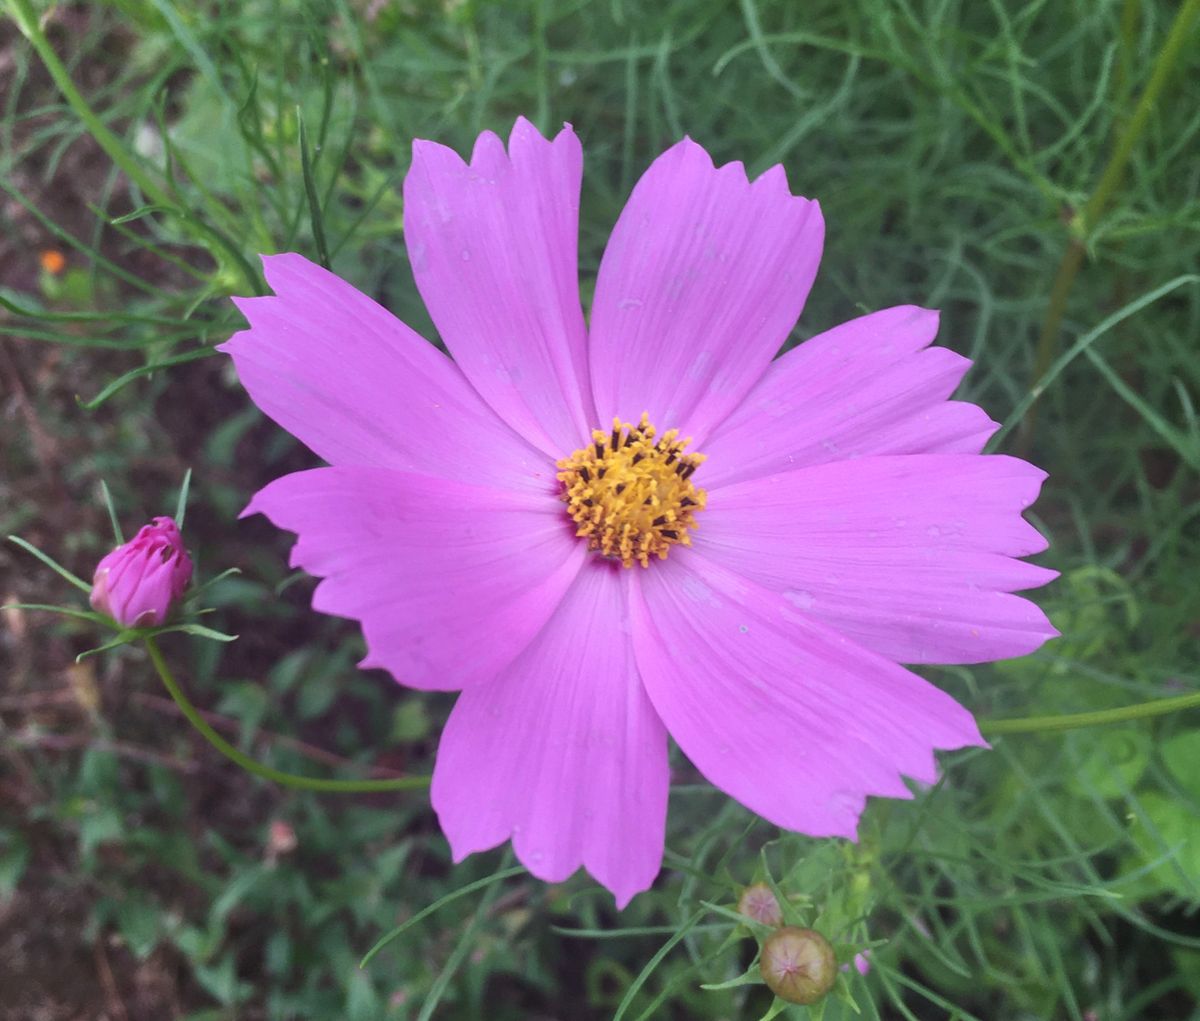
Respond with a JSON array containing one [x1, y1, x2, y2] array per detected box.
[[1019, 0, 1200, 450], [6, 0, 174, 209], [143, 637, 429, 793], [7, 0, 262, 293], [982, 690, 1200, 736]]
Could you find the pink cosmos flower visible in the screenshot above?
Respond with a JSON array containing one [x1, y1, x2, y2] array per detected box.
[[90, 516, 193, 628], [220, 118, 1057, 907]]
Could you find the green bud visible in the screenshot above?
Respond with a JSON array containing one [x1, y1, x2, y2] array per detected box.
[[759, 926, 836, 1005], [737, 883, 783, 927]]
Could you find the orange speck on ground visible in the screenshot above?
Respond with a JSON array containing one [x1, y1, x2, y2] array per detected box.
[[40, 249, 66, 274]]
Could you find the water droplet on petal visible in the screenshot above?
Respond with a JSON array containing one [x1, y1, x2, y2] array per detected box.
[[784, 590, 816, 611]]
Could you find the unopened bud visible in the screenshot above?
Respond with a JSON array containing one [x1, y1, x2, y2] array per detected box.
[[737, 883, 783, 927], [90, 517, 192, 628], [759, 926, 837, 1005], [842, 950, 871, 975]]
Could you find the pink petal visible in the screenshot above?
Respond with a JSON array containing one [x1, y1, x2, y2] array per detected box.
[[631, 556, 983, 838], [220, 254, 549, 491], [700, 306, 998, 488], [695, 454, 1058, 664], [124, 554, 179, 627], [432, 563, 668, 908], [589, 139, 824, 443], [404, 119, 594, 457], [90, 518, 191, 629], [245, 467, 584, 690]]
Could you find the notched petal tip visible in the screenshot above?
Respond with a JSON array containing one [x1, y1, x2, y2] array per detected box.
[[611, 879, 652, 911], [508, 116, 582, 172], [259, 251, 320, 293], [238, 487, 275, 522], [221, 298, 272, 345], [469, 128, 507, 167], [752, 161, 790, 192], [955, 715, 989, 751], [444, 835, 478, 866], [751, 164, 823, 215], [662, 134, 716, 172], [509, 114, 571, 146], [410, 136, 466, 173], [238, 472, 315, 526], [920, 304, 942, 333]]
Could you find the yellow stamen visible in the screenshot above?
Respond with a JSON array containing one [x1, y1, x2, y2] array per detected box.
[[556, 412, 707, 568]]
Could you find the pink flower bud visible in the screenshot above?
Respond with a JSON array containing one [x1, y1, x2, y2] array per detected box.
[[737, 883, 784, 927], [90, 517, 192, 627], [760, 926, 837, 1005], [265, 819, 298, 864], [842, 950, 871, 975]]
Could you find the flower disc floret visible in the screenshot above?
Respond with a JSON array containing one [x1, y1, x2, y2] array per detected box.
[[556, 413, 706, 568]]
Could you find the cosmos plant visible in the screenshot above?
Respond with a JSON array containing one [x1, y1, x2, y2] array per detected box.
[[221, 118, 1056, 907]]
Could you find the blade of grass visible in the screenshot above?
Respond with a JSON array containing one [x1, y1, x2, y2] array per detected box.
[[297, 106, 331, 270], [359, 864, 526, 968]]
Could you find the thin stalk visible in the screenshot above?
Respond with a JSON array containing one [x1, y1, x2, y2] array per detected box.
[[144, 637, 430, 793], [7, 0, 262, 293], [6, 0, 174, 208], [1020, 0, 1200, 450], [982, 691, 1200, 736]]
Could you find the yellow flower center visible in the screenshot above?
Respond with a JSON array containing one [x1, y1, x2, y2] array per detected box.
[[556, 413, 707, 568]]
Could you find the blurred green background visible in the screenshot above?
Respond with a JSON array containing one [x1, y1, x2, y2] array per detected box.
[[2, 0, 1199, 1018]]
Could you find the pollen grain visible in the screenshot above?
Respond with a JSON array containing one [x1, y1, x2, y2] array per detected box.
[[556, 413, 707, 568]]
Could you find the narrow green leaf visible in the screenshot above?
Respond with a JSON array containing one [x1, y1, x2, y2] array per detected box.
[[110, 204, 174, 225], [297, 105, 332, 270], [186, 567, 242, 601], [2, 602, 110, 625], [175, 468, 193, 529], [359, 865, 526, 968], [80, 348, 215, 410], [7, 536, 92, 593], [613, 909, 708, 1021], [77, 631, 142, 661], [153, 623, 239, 643], [99, 480, 123, 544], [990, 274, 1200, 448], [700, 962, 764, 990]]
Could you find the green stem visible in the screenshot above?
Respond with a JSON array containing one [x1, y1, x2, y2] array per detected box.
[[7, 0, 175, 209], [1080, 0, 1200, 229], [144, 637, 430, 793], [982, 691, 1200, 736], [1021, 0, 1200, 449]]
